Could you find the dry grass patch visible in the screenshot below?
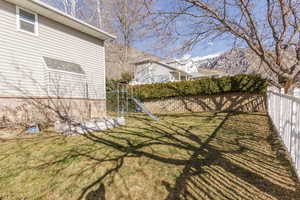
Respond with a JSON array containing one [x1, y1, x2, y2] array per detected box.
[[0, 112, 299, 200]]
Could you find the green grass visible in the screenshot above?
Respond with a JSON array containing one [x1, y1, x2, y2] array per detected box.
[[0, 112, 299, 200]]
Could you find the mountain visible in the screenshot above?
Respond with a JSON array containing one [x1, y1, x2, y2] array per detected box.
[[106, 46, 297, 83], [193, 49, 280, 81]]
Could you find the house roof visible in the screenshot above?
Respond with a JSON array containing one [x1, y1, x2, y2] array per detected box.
[[4, 0, 116, 41], [190, 69, 229, 78], [134, 59, 188, 75], [198, 68, 229, 75]]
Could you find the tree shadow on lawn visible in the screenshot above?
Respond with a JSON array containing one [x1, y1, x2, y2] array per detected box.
[[0, 112, 299, 200], [78, 112, 300, 200]]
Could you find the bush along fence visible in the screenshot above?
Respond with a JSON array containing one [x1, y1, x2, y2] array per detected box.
[[267, 87, 300, 179], [131, 74, 268, 100], [130, 75, 268, 113]]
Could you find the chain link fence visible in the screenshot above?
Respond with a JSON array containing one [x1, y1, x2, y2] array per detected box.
[[106, 83, 136, 117]]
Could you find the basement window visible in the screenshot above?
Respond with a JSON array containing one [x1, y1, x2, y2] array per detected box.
[[16, 7, 38, 35], [43, 57, 87, 98]]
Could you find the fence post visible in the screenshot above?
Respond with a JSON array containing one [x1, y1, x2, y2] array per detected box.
[[269, 87, 273, 120], [294, 88, 300, 98], [295, 88, 300, 175], [117, 84, 120, 117], [268, 87, 300, 179], [292, 88, 300, 163], [126, 85, 129, 115], [280, 88, 284, 135]]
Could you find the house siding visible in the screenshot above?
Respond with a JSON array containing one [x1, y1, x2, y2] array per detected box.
[[0, 0, 106, 99], [134, 62, 174, 84]]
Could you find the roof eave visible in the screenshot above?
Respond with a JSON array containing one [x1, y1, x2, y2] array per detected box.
[[4, 0, 116, 41]]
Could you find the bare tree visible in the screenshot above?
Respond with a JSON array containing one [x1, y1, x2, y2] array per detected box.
[[42, 0, 77, 16], [62, 0, 78, 17], [42, 0, 102, 28], [148, 0, 300, 93], [102, 0, 155, 64], [75, 0, 103, 28], [0, 58, 97, 131], [95, 0, 102, 28]]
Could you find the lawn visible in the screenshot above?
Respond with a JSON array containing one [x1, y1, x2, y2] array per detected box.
[[0, 112, 299, 200]]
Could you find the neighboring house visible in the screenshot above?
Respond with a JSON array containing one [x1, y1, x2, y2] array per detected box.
[[165, 53, 228, 79], [189, 69, 229, 80], [165, 53, 222, 73], [105, 43, 162, 80], [0, 0, 115, 121], [164, 56, 198, 74], [131, 57, 228, 85], [131, 59, 189, 85]]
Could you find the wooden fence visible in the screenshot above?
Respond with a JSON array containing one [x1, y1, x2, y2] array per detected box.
[[267, 88, 300, 178]]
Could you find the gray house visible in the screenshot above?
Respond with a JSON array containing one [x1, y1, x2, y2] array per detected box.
[[132, 59, 189, 85], [131, 59, 228, 85], [0, 0, 115, 121]]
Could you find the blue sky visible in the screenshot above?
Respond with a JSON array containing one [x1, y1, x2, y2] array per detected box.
[[42, 0, 234, 59], [134, 0, 269, 59], [133, 0, 235, 58], [135, 36, 233, 58]]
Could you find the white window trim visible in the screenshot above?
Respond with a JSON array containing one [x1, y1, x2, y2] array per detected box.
[[16, 6, 39, 36]]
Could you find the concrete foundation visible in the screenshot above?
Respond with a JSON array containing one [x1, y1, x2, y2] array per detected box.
[[0, 96, 106, 126]]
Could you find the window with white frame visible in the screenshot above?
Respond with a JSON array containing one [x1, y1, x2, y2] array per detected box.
[[16, 7, 38, 35]]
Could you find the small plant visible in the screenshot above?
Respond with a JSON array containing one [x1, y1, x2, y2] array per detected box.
[[120, 72, 133, 83], [106, 72, 133, 92]]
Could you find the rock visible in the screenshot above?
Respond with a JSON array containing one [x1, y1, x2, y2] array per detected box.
[[115, 117, 125, 126]]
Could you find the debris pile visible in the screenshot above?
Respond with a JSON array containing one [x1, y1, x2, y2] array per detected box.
[[54, 117, 125, 135]]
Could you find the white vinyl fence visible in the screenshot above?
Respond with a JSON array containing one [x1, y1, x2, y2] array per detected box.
[[267, 88, 300, 178]]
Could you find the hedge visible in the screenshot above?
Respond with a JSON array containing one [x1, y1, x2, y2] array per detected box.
[[130, 74, 268, 100]]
